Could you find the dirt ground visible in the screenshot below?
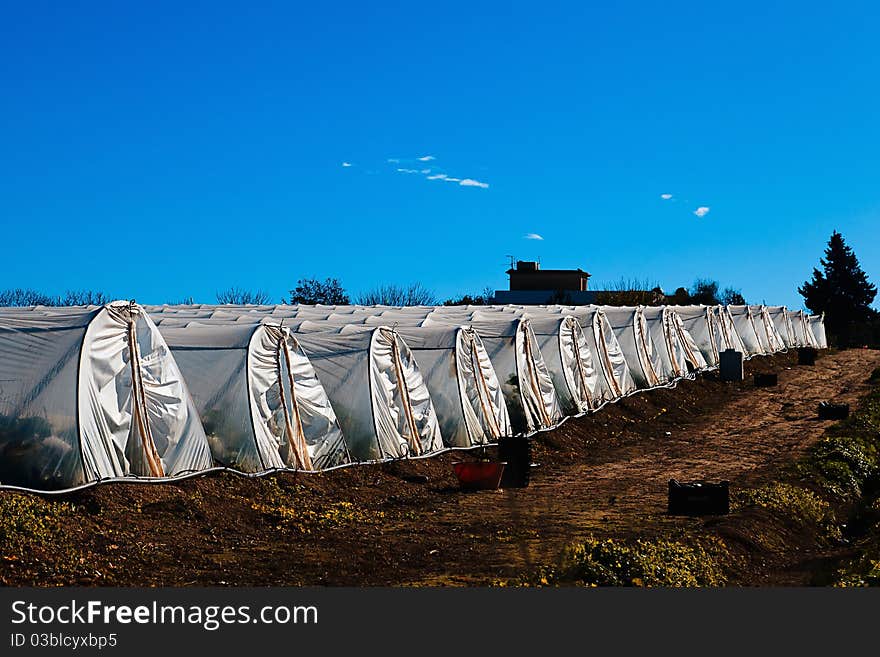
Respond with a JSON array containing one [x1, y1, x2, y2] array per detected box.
[[3, 347, 880, 587]]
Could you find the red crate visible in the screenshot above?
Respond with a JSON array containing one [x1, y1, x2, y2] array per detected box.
[[452, 461, 506, 491]]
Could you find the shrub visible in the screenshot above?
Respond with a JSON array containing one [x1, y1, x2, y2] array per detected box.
[[0, 494, 71, 550], [736, 482, 833, 527], [251, 479, 382, 533], [518, 535, 727, 587]]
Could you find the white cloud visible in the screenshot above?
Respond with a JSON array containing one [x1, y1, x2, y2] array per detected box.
[[459, 178, 489, 189], [396, 168, 419, 174], [420, 169, 431, 174], [444, 177, 461, 182], [524, 233, 544, 240], [341, 162, 352, 167], [417, 155, 436, 161], [387, 158, 400, 163], [660, 193, 672, 200], [426, 174, 448, 180], [693, 206, 710, 218]]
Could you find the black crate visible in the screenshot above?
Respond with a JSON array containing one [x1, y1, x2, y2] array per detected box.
[[798, 347, 818, 365], [719, 349, 744, 382], [754, 372, 778, 387], [498, 435, 531, 488], [818, 402, 849, 420], [668, 479, 730, 515]]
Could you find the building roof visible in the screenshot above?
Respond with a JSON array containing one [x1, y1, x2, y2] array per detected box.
[[506, 268, 591, 276]]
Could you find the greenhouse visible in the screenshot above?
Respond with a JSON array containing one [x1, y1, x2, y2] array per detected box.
[[156, 320, 350, 472], [0, 302, 212, 490], [601, 306, 663, 389]]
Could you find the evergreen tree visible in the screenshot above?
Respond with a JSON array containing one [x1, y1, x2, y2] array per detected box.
[[798, 231, 877, 346]]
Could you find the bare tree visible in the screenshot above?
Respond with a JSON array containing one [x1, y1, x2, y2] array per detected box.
[[165, 296, 196, 305], [61, 290, 111, 306], [0, 288, 58, 306], [0, 288, 110, 307], [594, 277, 664, 306], [357, 283, 437, 306], [216, 287, 271, 305]]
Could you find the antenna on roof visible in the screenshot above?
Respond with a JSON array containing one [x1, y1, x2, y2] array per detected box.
[[505, 255, 516, 270]]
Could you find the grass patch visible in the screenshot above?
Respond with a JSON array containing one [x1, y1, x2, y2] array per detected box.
[[0, 493, 71, 553], [735, 482, 841, 543], [0, 493, 81, 582], [798, 433, 878, 497], [833, 555, 880, 587], [252, 479, 383, 533], [508, 535, 728, 587]]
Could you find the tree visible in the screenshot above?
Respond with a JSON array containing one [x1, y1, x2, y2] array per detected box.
[[0, 288, 110, 307], [166, 296, 196, 305], [594, 277, 664, 306], [689, 278, 720, 305], [216, 287, 271, 305], [0, 288, 59, 306], [289, 277, 350, 305], [357, 283, 436, 306], [720, 287, 745, 306], [443, 286, 495, 306], [669, 287, 691, 305], [799, 231, 877, 347], [62, 290, 111, 306], [547, 290, 574, 305]]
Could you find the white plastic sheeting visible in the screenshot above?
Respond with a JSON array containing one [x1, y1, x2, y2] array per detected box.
[[808, 314, 828, 349], [422, 314, 563, 434], [727, 305, 766, 356], [715, 305, 747, 354], [668, 306, 721, 367], [552, 306, 638, 402], [766, 306, 796, 348], [746, 305, 785, 353], [156, 321, 350, 472], [527, 314, 598, 415], [358, 308, 566, 431], [372, 323, 512, 447], [151, 309, 446, 463], [0, 303, 212, 490], [284, 313, 514, 446], [668, 310, 709, 371], [295, 326, 443, 461], [641, 306, 692, 379], [788, 310, 819, 348], [601, 306, 663, 388]]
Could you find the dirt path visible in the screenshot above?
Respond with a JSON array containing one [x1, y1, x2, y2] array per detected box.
[[5, 348, 879, 587], [397, 348, 880, 584]]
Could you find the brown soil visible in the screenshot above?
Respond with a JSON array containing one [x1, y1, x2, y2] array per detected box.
[[3, 348, 879, 587]]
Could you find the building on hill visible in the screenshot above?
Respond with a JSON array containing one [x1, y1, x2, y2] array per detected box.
[[494, 261, 598, 304], [493, 260, 665, 305]]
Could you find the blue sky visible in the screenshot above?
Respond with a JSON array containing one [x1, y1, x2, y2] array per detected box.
[[1, 1, 878, 309]]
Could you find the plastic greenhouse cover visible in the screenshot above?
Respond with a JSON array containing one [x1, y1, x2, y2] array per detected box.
[[0, 303, 212, 490], [640, 306, 689, 380], [808, 315, 828, 349], [156, 321, 350, 472], [666, 305, 720, 367], [601, 306, 663, 388], [727, 305, 766, 356], [295, 326, 443, 461]]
